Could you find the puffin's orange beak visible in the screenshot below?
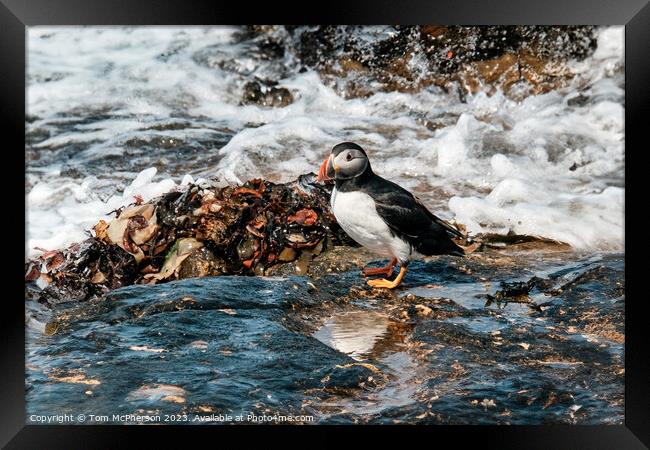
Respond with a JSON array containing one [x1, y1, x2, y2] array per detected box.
[[317, 155, 335, 182]]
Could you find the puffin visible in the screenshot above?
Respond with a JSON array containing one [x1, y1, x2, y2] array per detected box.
[[317, 142, 466, 289]]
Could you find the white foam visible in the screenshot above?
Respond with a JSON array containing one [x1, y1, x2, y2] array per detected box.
[[450, 185, 623, 250], [593, 27, 624, 61], [27, 168, 184, 257]]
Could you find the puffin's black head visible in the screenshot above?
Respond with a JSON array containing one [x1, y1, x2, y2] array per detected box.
[[317, 142, 371, 182]]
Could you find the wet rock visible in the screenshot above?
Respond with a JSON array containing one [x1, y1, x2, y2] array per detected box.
[[242, 26, 598, 99], [237, 237, 260, 262], [307, 245, 375, 276], [474, 232, 572, 252], [46, 368, 101, 386], [241, 80, 294, 107], [27, 276, 366, 420], [414, 304, 433, 317], [474, 53, 519, 85], [177, 247, 226, 279], [319, 362, 388, 394], [277, 247, 298, 262]]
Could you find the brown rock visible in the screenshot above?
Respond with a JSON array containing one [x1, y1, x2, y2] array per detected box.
[[178, 247, 225, 279]]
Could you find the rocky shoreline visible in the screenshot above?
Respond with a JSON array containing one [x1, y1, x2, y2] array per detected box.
[[26, 245, 624, 424], [24, 173, 573, 306]]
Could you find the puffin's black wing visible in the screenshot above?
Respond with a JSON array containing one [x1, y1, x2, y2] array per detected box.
[[412, 196, 465, 239], [367, 174, 464, 255]]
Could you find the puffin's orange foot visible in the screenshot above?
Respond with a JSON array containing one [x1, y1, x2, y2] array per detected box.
[[366, 266, 407, 289], [367, 278, 399, 289]]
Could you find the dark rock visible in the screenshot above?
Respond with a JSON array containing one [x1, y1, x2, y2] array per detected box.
[[241, 26, 599, 98], [241, 81, 294, 107], [177, 247, 226, 279], [319, 362, 387, 393]]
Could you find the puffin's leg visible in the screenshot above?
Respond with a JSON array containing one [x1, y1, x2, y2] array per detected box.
[[362, 257, 398, 277], [367, 264, 408, 289]]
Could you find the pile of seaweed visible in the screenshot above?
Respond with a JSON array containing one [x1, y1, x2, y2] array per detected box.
[[24, 174, 359, 305]]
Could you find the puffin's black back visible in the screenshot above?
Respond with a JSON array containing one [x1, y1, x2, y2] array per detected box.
[[337, 167, 465, 257]]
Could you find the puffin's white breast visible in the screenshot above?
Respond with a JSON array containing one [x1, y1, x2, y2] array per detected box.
[[331, 187, 411, 262]]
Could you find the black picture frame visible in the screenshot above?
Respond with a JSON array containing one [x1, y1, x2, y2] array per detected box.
[[3, 0, 647, 447]]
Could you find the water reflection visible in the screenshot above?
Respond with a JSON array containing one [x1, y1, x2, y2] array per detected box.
[[313, 310, 390, 360]]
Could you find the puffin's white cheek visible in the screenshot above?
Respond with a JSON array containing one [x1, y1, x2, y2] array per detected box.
[[340, 159, 355, 173], [350, 158, 367, 175]]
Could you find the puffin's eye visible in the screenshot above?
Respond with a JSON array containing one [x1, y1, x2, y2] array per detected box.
[[346, 153, 353, 161]]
